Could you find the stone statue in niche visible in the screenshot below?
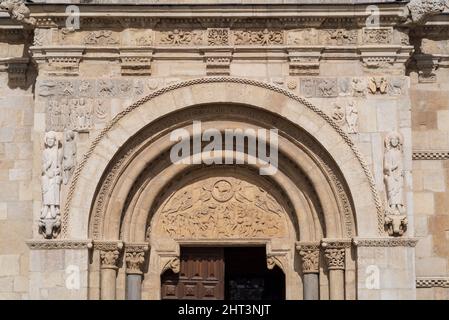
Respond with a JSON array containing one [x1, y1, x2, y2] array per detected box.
[[39, 131, 62, 239], [62, 130, 76, 185], [383, 131, 408, 236]]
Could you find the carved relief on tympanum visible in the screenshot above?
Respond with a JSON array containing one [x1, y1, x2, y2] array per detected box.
[[151, 177, 288, 240]]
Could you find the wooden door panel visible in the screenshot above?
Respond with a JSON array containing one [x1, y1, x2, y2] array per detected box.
[[161, 247, 224, 300]]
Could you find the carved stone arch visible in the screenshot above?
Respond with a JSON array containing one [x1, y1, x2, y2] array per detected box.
[[65, 77, 382, 243], [89, 116, 351, 243]]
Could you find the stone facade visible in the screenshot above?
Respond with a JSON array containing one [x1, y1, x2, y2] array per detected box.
[[0, 0, 448, 300]]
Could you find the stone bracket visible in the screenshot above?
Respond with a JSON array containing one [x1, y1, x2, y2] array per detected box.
[[203, 49, 233, 76], [287, 48, 322, 76], [359, 46, 413, 72], [31, 47, 84, 76], [119, 49, 153, 76], [0, 57, 29, 87]]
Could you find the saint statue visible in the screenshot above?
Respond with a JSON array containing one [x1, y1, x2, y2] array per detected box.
[[40, 131, 62, 238], [383, 131, 405, 215]]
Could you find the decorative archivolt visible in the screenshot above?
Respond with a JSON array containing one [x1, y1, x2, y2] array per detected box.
[[151, 177, 288, 240]]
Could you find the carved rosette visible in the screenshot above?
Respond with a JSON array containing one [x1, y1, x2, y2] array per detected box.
[[297, 243, 320, 274], [95, 241, 123, 270], [125, 243, 149, 275]]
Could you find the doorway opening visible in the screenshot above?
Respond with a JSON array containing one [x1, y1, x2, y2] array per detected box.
[[160, 247, 285, 300]]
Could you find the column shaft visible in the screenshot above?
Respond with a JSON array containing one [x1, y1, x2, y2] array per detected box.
[[303, 273, 319, 300]]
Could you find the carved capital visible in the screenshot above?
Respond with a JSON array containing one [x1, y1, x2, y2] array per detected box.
[[124, 243, 149, 275], [94, 241, 123, 269], [297, 243, 320, 274], [324, 248, 345, 270]]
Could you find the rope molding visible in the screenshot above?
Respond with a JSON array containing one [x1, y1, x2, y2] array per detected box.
[[61, 77, 384, 237]]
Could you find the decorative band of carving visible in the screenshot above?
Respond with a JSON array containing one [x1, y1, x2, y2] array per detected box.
[[26, 239, 93, 250], [321, 238, 352, 249], [416, 277, 449, 288], [353, 238, 418, 247], [62, 77, 383, 238], [413, 151, 449, 160]]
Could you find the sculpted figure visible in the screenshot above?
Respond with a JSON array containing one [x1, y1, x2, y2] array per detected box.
[[39, 131, 62, 238], [0, 0, 36, 26], [383, 132, 405, 215], [345, 101, 358, 134], [62, 130, 77, 185]]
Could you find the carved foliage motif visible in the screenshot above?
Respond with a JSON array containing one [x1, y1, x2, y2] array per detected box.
[[159, 29, 203, 45], [324, 248, 345, 270], [234, 29, 283, 46], [407, 0, 447, 24], [299, 249, 319, 273], [84, 31, 119, 45], [363, 28, 393, 44], [207, 28, 229, 46], [125, 251, 146, 274], [156, 177, 287, 239]]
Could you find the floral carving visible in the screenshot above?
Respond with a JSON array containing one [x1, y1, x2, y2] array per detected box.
[[208, 28, 229, 46], [125, 251, 146, 274], [363, 28, 393, 44], [100, 249, 120, 268], [234, 29, 283, 46], [156, 177, 287, 239], [324, 248, 345, 270], [159, 29, 203, 45], [84, 31, 118, 45], [299, 249, 319, 274]]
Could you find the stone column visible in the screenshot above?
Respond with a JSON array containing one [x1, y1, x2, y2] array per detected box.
[[322, 239, 351, 300], [125, 243, 149, 300], [95, 241, 123, 300], [297, 242, 320, 300]]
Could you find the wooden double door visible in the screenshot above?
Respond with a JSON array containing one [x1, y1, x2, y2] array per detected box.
[[161, 247, 285, 300]]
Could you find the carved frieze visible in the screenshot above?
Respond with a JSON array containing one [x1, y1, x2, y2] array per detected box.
[[38, 78, 145, 99], [153, 177, 288, 240], [363, 28, 393, 45], [207, 28, 230, 46], [84, 30, 119, 45], [159, 29, 204, 46], [234, 29, 283, 46]]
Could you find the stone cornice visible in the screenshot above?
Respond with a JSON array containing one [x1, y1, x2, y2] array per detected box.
[[416, 277, 449, 288], [26, 239, 93, 250], [353, 237, 419, 247], [413, 150, 449, 160]]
